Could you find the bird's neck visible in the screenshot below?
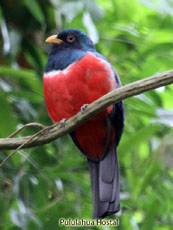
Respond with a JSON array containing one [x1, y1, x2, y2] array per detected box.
[[45, 49, 86, 73]]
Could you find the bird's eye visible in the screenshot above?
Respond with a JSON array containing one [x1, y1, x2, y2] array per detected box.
[[66, 34, 76, 43]]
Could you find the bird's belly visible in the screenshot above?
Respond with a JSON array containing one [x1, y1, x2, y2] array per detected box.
[[75, 114, 115, 160], [43, 53, 115, 122]]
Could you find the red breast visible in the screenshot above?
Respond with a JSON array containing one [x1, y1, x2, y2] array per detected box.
[[43, 52, 115, 159]]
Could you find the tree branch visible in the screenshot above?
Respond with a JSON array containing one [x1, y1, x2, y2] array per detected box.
[[0, 70, 173, 152]]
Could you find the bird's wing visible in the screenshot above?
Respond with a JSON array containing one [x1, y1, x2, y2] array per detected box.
[[108, 70, 125, 146], [94, 52, 125, 146]]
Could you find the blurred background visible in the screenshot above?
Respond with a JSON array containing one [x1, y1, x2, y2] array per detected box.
[[0, 0, 173, 229]]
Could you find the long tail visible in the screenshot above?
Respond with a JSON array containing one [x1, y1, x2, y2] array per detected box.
[[88, 148, 120, 219]]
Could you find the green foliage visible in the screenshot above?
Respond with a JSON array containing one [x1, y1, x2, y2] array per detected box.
[[0, 0, 173, 229]]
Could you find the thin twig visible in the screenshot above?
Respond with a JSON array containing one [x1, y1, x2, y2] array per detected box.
[[0, 122, 59, 167], [8, 123, 47, 138]]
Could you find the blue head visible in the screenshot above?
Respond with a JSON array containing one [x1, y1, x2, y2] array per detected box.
[[46, 29, 95, 52], [45, 29, 95, 72]]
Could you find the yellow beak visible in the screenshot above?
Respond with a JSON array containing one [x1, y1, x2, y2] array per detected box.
[[45, 35, 63, 44]]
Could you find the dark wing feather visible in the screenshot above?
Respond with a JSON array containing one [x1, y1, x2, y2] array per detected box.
[[109, 70, 125, 146], [109, 100, 125, 146]]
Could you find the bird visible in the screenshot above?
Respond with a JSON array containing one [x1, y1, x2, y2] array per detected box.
[[43, 29, 124, 219]]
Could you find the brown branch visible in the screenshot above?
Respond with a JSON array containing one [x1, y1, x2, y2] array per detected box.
[[0, 70, 173, 153]]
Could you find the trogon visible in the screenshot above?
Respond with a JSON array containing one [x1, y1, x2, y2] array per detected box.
[[43, 29, 124, 219]]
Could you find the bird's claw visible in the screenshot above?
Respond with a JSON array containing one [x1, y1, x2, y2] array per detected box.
[[60, 118, 66, 127], [80, 104, 88, 113]]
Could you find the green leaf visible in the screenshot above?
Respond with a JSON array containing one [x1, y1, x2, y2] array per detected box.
[[24, 0, 45, 24], [0, 91, 18, 137], [0, 66, 43, 95], [0, 6, 3, 24], [119, 124, 160, 155]]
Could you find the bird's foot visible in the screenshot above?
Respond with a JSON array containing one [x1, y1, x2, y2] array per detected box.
[[80, 104, 88, 113], [60, 118, 66, 127]]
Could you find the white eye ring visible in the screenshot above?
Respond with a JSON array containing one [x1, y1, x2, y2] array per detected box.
[[66, 34, 76, 43]]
